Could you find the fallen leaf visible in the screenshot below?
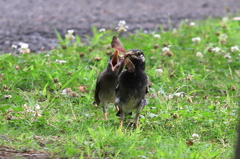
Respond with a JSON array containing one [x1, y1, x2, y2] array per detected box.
[[111, 36, 125, 54], [186, 140, 193, 146], [77, 86, 87, 92]]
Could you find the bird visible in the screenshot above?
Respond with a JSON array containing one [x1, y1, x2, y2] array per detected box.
[[94, 50, 124, 120], [115, 49, 149, 129]]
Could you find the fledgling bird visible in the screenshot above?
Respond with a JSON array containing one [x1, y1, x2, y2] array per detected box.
[[115, 49, 149, 129], [94, 51, 123, 120]]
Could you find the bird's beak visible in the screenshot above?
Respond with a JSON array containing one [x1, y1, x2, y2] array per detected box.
[[111, 50, 119, 71], [124, 51, 137, 59], [124, 51, 135, 73], [124, 51, 132, 58]]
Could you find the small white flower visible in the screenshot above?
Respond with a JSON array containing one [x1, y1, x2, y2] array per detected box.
[[230, 46, 239, 53], [153, 34, 160, 38], [35, 104, 41, 110], [222, 17, 229, 23], [116, 20, 129, 33], [56, 59, 66, 64], [224, 53, 231, 59], [65, 29, 75, 40], [192, 37, 201, 43], [212, 47, 221, 53], [20, 43, 29, 49], [155, 68, 163, 76], [174, 92, 184, 97], [44, 54, 50, 57], [26, 109, 34, 113], [192, 133, 200, 141], [18, 42, 30, 54], [11, 45, 17, 49], [172, 28, 177, 34], [218, 34, 228, 43], [162, 47, 170, 53], [167, 94, 173, 100], [67, 30, 74, 34], [99, 28, 106, 32], [189, 22, 196, 26], [118, 20, 126, 25], [196, 52, 203, 58]]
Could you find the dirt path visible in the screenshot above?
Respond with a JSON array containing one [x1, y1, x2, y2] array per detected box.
[[0, 0, 239, 53]]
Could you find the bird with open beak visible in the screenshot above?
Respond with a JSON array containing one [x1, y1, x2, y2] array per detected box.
[[115, 49, 149, 129], [94, 50, 124, 120]]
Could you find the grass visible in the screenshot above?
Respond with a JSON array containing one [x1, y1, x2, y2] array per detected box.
[[0, 17, 240, 158]]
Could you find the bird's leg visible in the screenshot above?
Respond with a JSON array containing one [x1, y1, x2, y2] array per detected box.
[[119, 111, 125, 130], [115, 105, 119, 111], [104, 112, 108, 120], [102, 102, 108, 120], [134, 106, 143, 128], [120, 119, 123, 130]]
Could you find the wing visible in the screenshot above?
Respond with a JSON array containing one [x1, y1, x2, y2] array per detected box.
[[94, 75, 101, 105], [125, 58, 135, 73], [146, 75, 150, 94]]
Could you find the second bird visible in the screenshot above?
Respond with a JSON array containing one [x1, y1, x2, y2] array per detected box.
[[115, 49, 149, 129], [94, 51, 123, 120]]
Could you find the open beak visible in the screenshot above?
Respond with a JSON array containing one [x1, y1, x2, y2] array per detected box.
[[111, 50, 119, 71]]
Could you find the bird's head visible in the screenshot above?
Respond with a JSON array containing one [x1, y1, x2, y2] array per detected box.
[[107, 50, 123, 74], [124, 49, 145, 72]]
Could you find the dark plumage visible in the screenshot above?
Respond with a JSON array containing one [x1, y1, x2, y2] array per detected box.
[[94, 51, 123, 120], [115, 49, 149, 129]]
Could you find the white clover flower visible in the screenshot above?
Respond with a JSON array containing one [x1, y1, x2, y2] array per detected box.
[[212, 47, 221, 53], [196, 52, 203, 58], [167, 94, 173, 100], [116, 20, 129, 33], [44, 54, 50, 57], [192, 37, 201, 43], [174, 92, 184, 97], [18, 42, 30, 54], [99, 28, 106, 33], [56, 59, 66, 64], [230, 46, 239, 53], [222, 17, 229, 23], [189, 22, 196, 26], [172, 28, 177, 34], [153, 34, 161, 38], [65, 29, 75, 40], [162, 47, 170, 53], [192, 133, 200, 141], [11, 45, 17, 49], [224, 53, 231, 59], [218, 34, 228, 43], [35, 104, 41, 110], [155, 68, 163, 76], [67, 29, 74, 34]]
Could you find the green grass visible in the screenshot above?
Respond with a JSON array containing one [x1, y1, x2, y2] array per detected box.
[[0, 17, 240, 158]]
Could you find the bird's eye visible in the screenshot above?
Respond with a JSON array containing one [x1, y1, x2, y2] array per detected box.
[[137, 52, 141, 55]]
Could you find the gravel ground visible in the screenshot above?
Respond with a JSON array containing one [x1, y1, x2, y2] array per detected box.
[[0, 0, 239, 53]]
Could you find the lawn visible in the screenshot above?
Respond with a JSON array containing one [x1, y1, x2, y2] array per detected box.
[[0, 17, 240, 158]]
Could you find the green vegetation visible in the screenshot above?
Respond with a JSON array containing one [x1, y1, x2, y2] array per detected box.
[[0, 17, 239, 158]]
